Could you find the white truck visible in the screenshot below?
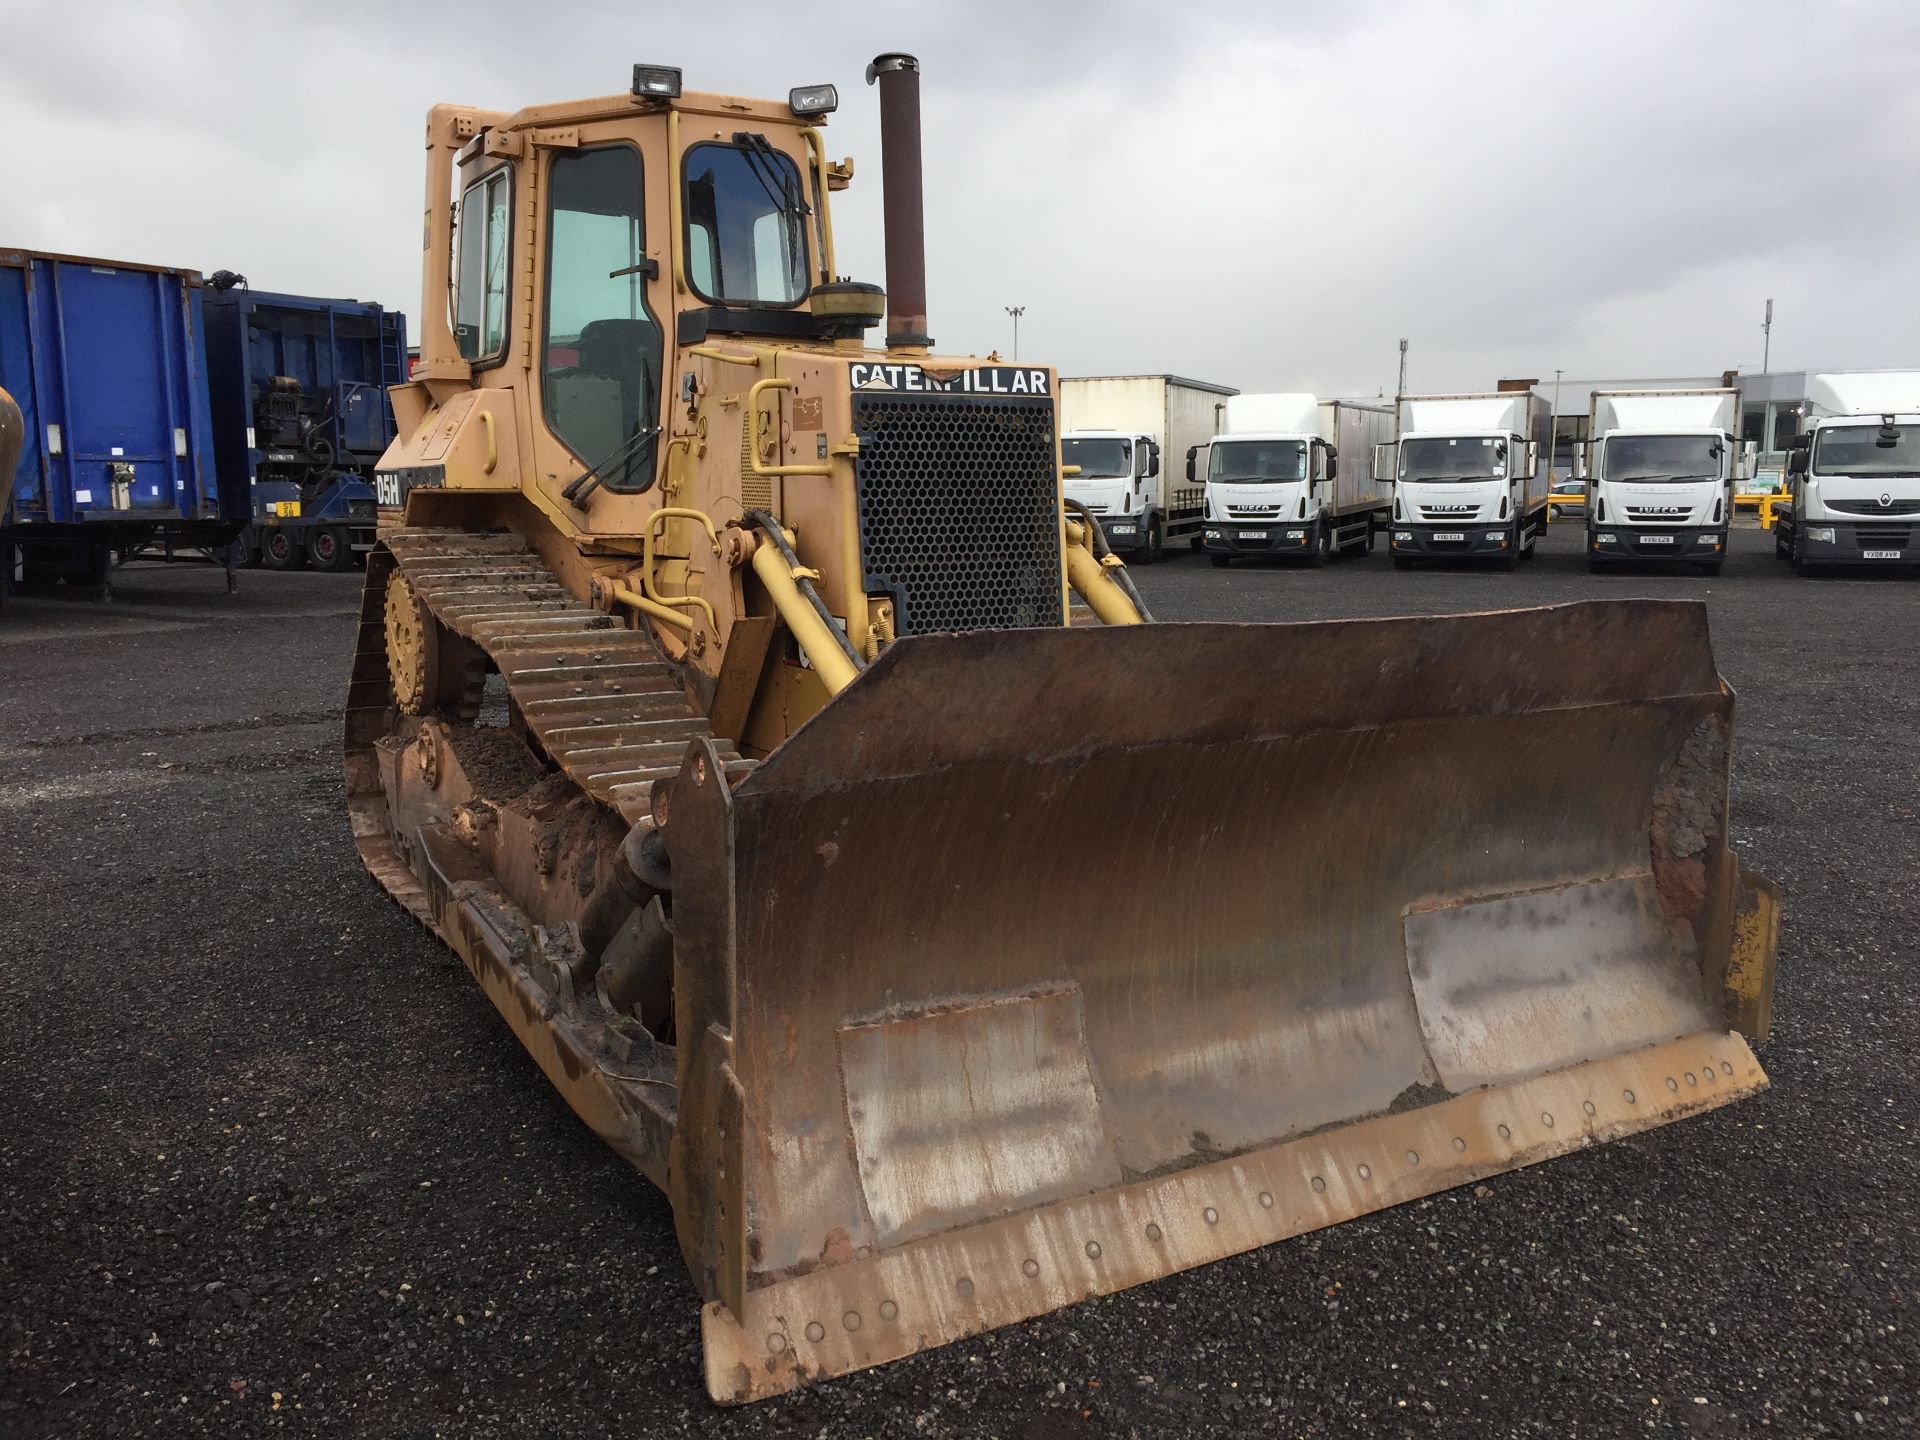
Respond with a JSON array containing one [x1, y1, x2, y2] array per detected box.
[[1376, 391, 1550, 569], [1194, 393, 1393, 567], [1059, 374, 1234, 561], [1774, 370, 1920, 575], [1580, 389, 1750, 575]]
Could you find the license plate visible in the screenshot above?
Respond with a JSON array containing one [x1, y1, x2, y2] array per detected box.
[[1864, 549, 1902, 559], [1639, 535, 1675, 545], [1433, 532, 1464, 542], [1238, 530, 1266, 540]]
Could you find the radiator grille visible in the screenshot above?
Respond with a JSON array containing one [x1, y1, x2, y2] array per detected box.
[[852, 393, 1064, 635], [1825, 497, 1920, 516]]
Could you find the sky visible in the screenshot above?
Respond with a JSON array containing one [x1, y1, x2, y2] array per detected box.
[[4, 0, 1918, 398]]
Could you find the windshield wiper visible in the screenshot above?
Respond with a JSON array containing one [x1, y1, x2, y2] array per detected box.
[[731, 131, 811, 219]]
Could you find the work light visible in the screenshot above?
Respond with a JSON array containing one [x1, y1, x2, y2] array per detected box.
[[789, 83, 839, 116]]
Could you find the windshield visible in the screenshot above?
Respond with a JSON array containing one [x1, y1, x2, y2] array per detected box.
[[1813, 423, 1920, 478], [1399, 436, 1506, 482], [1061, 437, 1132, 479], [682, 139, 810, 306], [1209, 439, 1305, 484], [1602, 434, 1723, 483]]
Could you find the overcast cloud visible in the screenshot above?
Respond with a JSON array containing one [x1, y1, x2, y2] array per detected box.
[[4, 0, 1916, 396]]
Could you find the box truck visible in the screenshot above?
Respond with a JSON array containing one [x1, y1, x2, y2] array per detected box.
[[1059, 374, 1234, 561], [1376, 390, 1550, 569], [1580, 388, 1750, 574], [1773, 371, 1920, 574], [1195, 394, 1393, 566]]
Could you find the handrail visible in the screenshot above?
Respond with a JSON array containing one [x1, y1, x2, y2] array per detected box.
[[746, 378, 832, 477], [640, 506, 723, 629], [801, 128, 837, 283]]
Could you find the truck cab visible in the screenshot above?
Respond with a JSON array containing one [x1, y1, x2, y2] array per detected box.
[[1581, 390, 1746, 575], [1198, 427, 1335, 564], [1379, 391, 1549, 570], [1774, 372, 1920, 574], [1060, 428, 1159, 555]]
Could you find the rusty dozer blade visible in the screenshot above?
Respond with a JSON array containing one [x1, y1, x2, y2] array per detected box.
[[670, 599, 1778, 1402]]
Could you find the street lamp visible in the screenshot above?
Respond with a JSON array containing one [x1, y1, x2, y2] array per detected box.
[[1004, 305, 1026, 362], [1550, 367, 1563, 484]]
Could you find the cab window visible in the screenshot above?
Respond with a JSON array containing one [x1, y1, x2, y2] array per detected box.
[[454, 168, 510, 363], [682, 140, 809, 306], [542, 145, 663, 492]]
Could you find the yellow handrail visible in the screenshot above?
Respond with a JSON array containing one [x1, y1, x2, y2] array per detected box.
[[640, 507, 723, 630], [746, 378, 832, 477], [802, 128, 838, 282]]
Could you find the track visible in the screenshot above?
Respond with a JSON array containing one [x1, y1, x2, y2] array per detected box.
[[342, 527, 748, 923]]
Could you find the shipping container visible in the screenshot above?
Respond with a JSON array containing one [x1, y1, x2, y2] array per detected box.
[[1, 249, 240, 589], [203, 284, 408, 571]]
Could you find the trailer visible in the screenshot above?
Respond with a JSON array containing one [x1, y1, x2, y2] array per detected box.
[[1195, 393, 1393, 566], [1059, 375, 1234, 560], [1376, 389, 1550, 569], [1, 249, 241, 593], [204, 281, 408, 571]]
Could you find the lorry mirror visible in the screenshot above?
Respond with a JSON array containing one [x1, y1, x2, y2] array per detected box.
[[1144, 441, 1160, 480], [1185, 450, 1196, 483], [1325, 452, 1339, 481], [1572, 443, 1589, 480], [1790, 432, 1812, 452], [1524, 441, 1540, 475], [1741, 440, 1758, 478], [1787, 449, 1808, 476], [1371, 441, 1395, 481]]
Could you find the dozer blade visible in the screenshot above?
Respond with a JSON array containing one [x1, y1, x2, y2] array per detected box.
[[670, 599, 1778, 1402]]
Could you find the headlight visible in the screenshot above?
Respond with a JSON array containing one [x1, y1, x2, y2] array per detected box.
[[789, 83, 839, 116], [1596, 534, 1618, 544], [1486, 530, 1506, 542], [1394, 531, 1413, 542], [1696, 534, 1719, 546], [1204, 528, 1221, 539], [1108, 523, 1136, 534], [1285, 529, 1304, 538], [1808, 527, 1836, 543]]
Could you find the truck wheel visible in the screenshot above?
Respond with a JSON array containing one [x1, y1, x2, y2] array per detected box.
[[1774, 522, 1791, 560], [1497, 527, 1520, 571], [1139, 516, 1165, 564], [1361, 522, 1377, 554], [1210, 555, 1232, 569], [1790, 531, 1817, 578], [309, 526, 355, 573], [1307, 525, 1331, 568], [262, 529, 305, 571]]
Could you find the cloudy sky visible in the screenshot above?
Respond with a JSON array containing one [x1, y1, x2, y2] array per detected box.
[[5, 0, 1917, 396]]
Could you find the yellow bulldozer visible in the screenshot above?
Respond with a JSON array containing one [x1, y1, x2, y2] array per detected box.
[[347, 55, 1780, 1403]]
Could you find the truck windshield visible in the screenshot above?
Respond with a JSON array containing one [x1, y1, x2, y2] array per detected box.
[[1061, 437, 1131, 479], [682, 139, 810, 306], [1209, 440, 1305, 484], [1602, 434, 1722, 482], [1399, 436, 1504, 481], [1813, 424, 1920, 478]]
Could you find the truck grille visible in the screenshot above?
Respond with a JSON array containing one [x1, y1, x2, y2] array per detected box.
[[852, 394, 1064, 636], [1624, 508, 1695, 522], [1226, 504, 1281, 518], [1854, 527, 1912, 547], [1824, 497, 1920, 516], [1419, 505, 1481, 521]]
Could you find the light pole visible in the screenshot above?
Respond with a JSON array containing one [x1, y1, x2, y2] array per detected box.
[[1549, 368, 1563, 484], [1761, 298, 1773, 374], [1004, 305, 1026, 362], [1396, 338, 1408, 398]]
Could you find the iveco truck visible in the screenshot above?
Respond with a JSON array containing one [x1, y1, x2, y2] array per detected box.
[[1377, 390, 1550, 569], [1059, 374, 1234, 561], [1582, 388, 1750, 575], [1196, 393, 1393, 566], [1773, 371, 1920, 575]]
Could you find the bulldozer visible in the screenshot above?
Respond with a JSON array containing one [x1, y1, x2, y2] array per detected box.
[[348, 55, 1780, 1404]]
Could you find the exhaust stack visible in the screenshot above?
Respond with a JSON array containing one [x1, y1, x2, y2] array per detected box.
[[866, 53, 931, 349]]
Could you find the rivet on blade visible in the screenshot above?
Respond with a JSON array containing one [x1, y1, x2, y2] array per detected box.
[[843, 1311, 861, 1332], [1686, 1072, 1697, 1085], [1452, 1136, 1467, 1152], [1085, 1241, 1103, 1260], [766, 1332, 787, 1354], [1145, 1223, 1163, 1242], [1497, 1124, 1512, 1140], [956, 1277, 974, 1298], [1022, 1258, 1040, 1278], [1259, 1192, 1274, 1209], [1406, 1151, 1420, 1165], [1667, 1077, 1680, 1091], [1357, 1164, 1372, 1180], [805, 1321, 825, 1343], [879, 1300, 898, 1321], [1541, 1112, 1555, 1128], [1721, 1061, 1734, 1076], [1583, 1101, 1597, 1116], [1203, 1207, 1219, 1225], [1624, 1089, 1637, 1104], [1311, 1176, 1327, 1194]]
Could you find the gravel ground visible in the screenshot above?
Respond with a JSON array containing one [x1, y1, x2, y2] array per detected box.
[[1, 527, 1913, 1438]]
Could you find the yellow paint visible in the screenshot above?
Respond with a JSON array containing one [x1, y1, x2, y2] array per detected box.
[[1063, 520, 1145, 625], [1724, 871, 1779, 1041], [750, 540, 859, 694]]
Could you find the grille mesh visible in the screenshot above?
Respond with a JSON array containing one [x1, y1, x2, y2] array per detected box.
[[852, 394, 1064, 635]]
